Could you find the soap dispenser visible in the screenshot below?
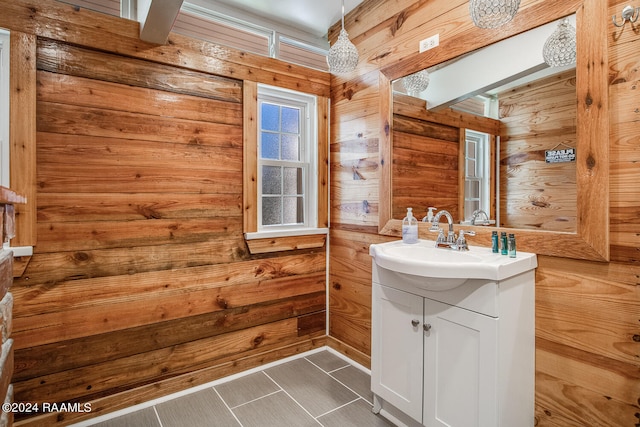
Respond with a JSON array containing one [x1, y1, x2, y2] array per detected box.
[[426, 207, 437, 223], [402, 207, 419, 244]]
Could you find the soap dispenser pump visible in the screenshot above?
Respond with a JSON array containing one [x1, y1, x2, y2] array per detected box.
[[402, 207, 419, 244], [426, 207, 437, 223]]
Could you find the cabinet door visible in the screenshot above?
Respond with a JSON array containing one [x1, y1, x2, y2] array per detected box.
[[423, 299, 498, 427], [372, 283, 424, 423]]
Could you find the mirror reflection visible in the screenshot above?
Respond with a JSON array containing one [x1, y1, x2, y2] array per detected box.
[[391, 15, 577, 232]]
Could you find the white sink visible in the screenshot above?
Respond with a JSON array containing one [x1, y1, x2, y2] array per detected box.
[[370, 239, 537, 291]]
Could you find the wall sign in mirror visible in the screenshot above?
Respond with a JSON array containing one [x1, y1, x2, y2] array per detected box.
[[378, 0, 609, 261], [391, 15, 577, 233]]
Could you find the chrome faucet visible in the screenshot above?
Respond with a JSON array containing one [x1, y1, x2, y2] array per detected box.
[[470, 209, 489, 226], [430, 210, 455, 244], [429, 209, 474, 250]]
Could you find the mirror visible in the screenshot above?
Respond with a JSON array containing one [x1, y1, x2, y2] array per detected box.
[[391, 15, 577, 233], [378, 0, 609, 261]]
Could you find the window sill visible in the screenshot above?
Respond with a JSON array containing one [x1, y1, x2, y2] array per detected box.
[[244, 228, 328, 254], [3, 244, 33, 278], [3, 243, 33, 257]]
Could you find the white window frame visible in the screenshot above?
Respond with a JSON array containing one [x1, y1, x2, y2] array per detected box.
[[255, 84, 318, 235]]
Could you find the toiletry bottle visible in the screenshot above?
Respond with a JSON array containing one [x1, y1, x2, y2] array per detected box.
[[500, 232, 508, 255], [491, 231, 499, 253], [508, 234, 517, 258], [402, 207, 419, 244], [426, 207, 437, 223]]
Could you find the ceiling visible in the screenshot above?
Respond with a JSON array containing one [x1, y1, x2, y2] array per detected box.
[[192, 0, 364, 40]]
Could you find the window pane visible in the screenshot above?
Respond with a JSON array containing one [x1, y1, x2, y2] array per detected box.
[[261, 132, 279, 159], [262, 166, 281, 194], [465, 180, 480, 198], [465, 200, 479, 218], [262, 197, 281, 225], [261, 103, 280, 131], [466, 159, 477, 178], [281, 106, 299, 133], [281, 134, 300, 161], [466, 140, 476, 159], [283, 196, 304, 224], [283, 167, 303, 195]]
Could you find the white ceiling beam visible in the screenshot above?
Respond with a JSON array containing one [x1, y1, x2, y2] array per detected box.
[[138, 0, 185, 44]]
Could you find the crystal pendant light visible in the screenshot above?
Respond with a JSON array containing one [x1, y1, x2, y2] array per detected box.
[[402, 70, 430, 97], [327, 0, 359, 74], [542, 19, 577, 67], [469, 0, 521, 29]]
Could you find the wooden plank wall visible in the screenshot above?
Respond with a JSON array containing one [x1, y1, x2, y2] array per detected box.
[[329, 0, 639, 426], [0, 1, 330, 425], [499, 69, 577, 231], [392, 95, 460, 221], [391, 92, 501, 222]]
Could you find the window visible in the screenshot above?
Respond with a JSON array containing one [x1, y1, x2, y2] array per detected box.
[[258, 85, 317, 231], [464, 129, 491, 220], [243, 81, 328, 253]]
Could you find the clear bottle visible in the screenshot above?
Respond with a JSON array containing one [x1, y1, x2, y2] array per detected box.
[[402, 207, 419, 244], [426, 207, 437, 223], [500, 232, 508, 255], [491, 231, 499, 253], [508, 233, 517, 258]]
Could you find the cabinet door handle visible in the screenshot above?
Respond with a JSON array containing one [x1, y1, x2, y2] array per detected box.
[[423, 323, 432, 332], [411, 319, 420, 327]]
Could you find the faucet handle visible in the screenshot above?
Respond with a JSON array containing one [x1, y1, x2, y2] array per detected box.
[[455, 231, 469, 251]]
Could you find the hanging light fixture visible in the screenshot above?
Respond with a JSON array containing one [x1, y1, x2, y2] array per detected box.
[[469, 0, 521, 29], [542, 19, 577, 67], [402, 70, 430, 97], [327, 0, 359, 74]]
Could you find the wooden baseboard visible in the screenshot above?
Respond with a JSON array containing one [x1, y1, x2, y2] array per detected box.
[[14, 336, 328, 427], [326, 335, 371, 369]]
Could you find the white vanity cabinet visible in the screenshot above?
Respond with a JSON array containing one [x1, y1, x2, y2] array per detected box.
[[370, 244, 536, 427]]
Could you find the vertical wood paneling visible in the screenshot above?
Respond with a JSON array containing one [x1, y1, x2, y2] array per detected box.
[[243, 81, 258, 234], [9, 32, 36, 248]]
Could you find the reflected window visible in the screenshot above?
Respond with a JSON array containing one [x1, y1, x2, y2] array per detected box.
[[464, 130, 490, 220]]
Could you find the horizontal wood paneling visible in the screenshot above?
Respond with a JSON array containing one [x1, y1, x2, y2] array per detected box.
[[499, 70, 577, 232], [329, 0, 639, 426], [0, 2, 331, 423]]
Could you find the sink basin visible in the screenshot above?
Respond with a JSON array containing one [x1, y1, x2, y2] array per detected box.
[[370, 239, 537, 290]]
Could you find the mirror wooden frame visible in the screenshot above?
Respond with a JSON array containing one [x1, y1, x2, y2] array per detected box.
[[378, 0, 609, 261]]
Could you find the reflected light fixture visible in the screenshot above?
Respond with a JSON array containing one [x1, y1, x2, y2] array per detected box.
[[542, 19, 577, 67], [327, 0, 359, 74], [469, 0, 521, 29], [402, 70, 430, 97]]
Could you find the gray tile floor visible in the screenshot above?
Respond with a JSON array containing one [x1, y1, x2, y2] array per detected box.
[[86, 350, 393, 427]]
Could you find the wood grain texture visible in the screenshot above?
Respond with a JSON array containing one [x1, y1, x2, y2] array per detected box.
[[329, 0, 639, 426], [499, 69, 577, 232], [243, 81, 259, 234], [376, 0, 609, 262], [0, 2, 331, 423], [9, 32, 37, 248]]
